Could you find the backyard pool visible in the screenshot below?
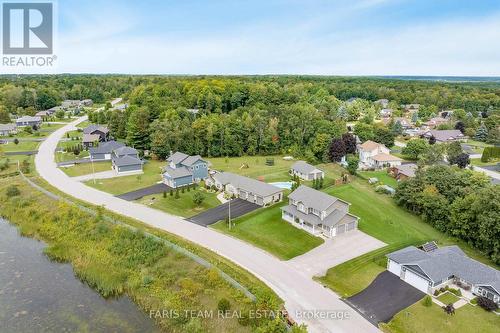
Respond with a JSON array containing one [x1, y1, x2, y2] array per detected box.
[[268, 181, 294, 190]]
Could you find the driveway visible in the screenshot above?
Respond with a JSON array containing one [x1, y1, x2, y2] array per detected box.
[[188, 198, 260, 226], [287, 230, 386, 278], [34, 116, 379, 333], [116, 183, 172, 201], [345, 271, 425, 325]]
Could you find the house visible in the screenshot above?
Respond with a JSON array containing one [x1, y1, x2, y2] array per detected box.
[[162, 152, 209, 188], [375, 99, 389, 108], [422, 117, 449, 129], [387, 244, 500, 304], [389, 163, 418, 180], [89, 140, 125, 160], [358, 140, 402, 169], [111, 146, 143, 174], [394, 117, 414, 129], [403, 104, 420, 112], [61, 100, 81, 108], [206, 172, 283, 206], [0, 123, 17, 136], [83, 125, 109, 142], [112, 103, 128, 111], [379, 108, 393, 118], [81, 99, 93, 106], [290, 161, 324, 181], [110, 98, 123, 106], [422, 130, 465, 143], [281, 185, 358, 238], [82, 134, 101, 149], [15, 116, 42, 127]]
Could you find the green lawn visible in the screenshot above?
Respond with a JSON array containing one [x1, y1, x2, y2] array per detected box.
[[359, 170, 399, 188], [2, 140, 39, 152], [317, 178, 498, 297], [60, 161, 112, 177], [380, 303, 500, 333], [471, 158, 499, 167], [136, 187, 220, 217], [437, 292, 460, 305], [84, 160, 164, 195], [211, 202, 324, 260], [55, 151, 89, 163]]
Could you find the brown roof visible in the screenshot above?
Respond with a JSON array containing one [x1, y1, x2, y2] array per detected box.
[[372, 153, 402, 162], [360, 140, 382, 151]]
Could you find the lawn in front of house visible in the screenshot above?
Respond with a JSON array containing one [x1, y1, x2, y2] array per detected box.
[[380, 302, 500, 333], [60, 161, 112, 177], [55, 151, 89, 163], [84, 160, 164, 195], [437, 292, 460, 305], [471, 158, 500, 167], [359, 170, 399, 188], [211, 202, 324, 260], [136, 187, 220, 217], [2, 140, 39, 152]]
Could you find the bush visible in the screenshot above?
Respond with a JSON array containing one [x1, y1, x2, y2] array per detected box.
[[6, 185, 20, 197], [434, 290, 440, 296], [192, 192, 205, 206], [477, 296, 498, 311], [422, 295, 432, 307], [217, 298, 231, 312]]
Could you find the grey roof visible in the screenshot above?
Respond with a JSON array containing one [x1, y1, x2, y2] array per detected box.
[[395, 163, 418, 178], [424, 130, 464, 142], [113, 146, 138, 157], [288, 185, 343, 212], [167, 151, 189, 165], [83, 124, 109, 135], [89, 140, 125, 155], [181, 155, 205, 166], [281, 202, 357, 228], [388, 245, 500, 293], [291, 161, 323, 175], [0, 123, 16, 131], [16, 116, 41, 123], [82, 133, 100, 143], [163, 165, 193, 179], [214, 172, 282, 197], [113, 155, 142, 167]]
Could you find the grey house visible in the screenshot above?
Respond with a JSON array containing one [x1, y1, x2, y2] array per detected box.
[[111, 146, 143, 174], [282, 185, 358, 237], [82, 134, 100, 149], [162, 152, 209, 188], [387, 245, 500, 304], [422, 130, 465, 143], [83, 125, 110, 142], [89, 141, 125, 161], [290, 161, 324, 181], [15, 116, 42, 127], [0, 123, 17, 136], [206, 172, 283, 206]]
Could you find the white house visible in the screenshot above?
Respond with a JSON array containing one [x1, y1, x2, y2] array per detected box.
[[15, 116, 42, 127], [281, 185, 358, 238], [358, 140, 402, 169], [290, 161, 324, 181], [387, 244, 500, 304]]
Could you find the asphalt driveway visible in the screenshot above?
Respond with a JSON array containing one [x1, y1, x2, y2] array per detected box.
[[345, 271, 425, 325], [188, 198, 260, 226], [116, 183, 172, 201]]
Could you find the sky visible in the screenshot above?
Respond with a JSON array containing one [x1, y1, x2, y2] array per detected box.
[[4, 0, 500, 75]]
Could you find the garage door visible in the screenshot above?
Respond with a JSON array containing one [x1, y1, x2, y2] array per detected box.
[[404, 270, 429, 293], [239, 190, 248, 199], [388, 260, 401, 276], [336, 224, 346, 235], [347, 221, 357, 231], [256, 196, 263, 206]]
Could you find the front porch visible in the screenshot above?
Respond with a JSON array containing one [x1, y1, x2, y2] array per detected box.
[[282, 210, 322, 236]]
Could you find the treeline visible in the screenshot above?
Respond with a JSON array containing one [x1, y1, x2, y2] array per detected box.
[[394, 165, 500, 264]]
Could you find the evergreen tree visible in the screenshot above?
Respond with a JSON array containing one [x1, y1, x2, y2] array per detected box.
[[126, 107, 150, 150], [475, 123, 488, 142]]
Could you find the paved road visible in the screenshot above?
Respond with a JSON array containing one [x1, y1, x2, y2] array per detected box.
[[116, 183, 172, 201], [188, 198, 260, 226], [35, 116, 379, 333], [345, 271, 424, 325], [473, 165, 500, 181]]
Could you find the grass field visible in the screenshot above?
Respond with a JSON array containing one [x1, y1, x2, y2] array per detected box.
[[60, 161, 112, 177], [359, 170, 399, 187], [55, 150, 89, 163], [437, 292, 460, 305], [85, 160, 164, 195], [136, 187, 220, 217], [380, 302, 500, 333], [2, 140, 39, 152], [470, 158, 499, 167], [212, 202, 324, 260]]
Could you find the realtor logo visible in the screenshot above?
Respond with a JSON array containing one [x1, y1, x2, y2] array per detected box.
[[2, 2, 53, 54]]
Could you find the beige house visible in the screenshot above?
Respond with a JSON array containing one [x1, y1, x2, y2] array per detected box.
[[358, 140, 402, 169]]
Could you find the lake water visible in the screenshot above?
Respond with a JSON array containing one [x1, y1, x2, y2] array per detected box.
[[0, 219, 160, 333]]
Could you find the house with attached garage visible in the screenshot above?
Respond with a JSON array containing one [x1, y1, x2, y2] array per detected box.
[[421, 129, 466, 143], [206, 172, 283, 206], [387, 244, 500, 304], [281, 185, 359, 238], [0, 123, 17, 136], [162, 152, 208, 188], [111, 146, 143, 174], [89, 140, 125, 161], [15, 116, 42, 127], [290, 161, 324, 181], [358, 140, 402, 169], [83, 125, 110, 142]]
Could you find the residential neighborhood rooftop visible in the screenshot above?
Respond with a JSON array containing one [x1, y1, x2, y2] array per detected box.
[[288, 185, 348, 212], [213, 172, 282, 197], [291, 160, 322, 175]]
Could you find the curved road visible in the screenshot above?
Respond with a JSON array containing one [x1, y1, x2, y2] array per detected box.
[[35, 116, 378, 333]]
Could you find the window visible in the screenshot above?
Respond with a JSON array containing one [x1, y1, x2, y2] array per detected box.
[[196, 165, 199, 170]]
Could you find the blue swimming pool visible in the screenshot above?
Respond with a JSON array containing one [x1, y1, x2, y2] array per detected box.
[[268, 181, 294, 190]]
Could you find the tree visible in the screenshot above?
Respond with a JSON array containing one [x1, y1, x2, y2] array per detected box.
[[428, 135, 436, 145], [447, 141, 463, 165], [402, 139, 428, 160], [455, 153, 469, 169], [126, 107, 150, 150], [373, 126, 395, 147], [175, 188, 180, 199], [55, 109, 65, 119], [475, 123, 488, 142], [0, 106, 11, 123], [311, 133, 331, 160], [193, 192, 205, 206], [346, 155, 359, 175], [391, 120, 403, 136], [443, 303, 455, 315], [342, 133, 357, 154], [328, 138, 346, 162], [454, 121, 465, 134], [354, 122, 374, 142], [13, 138, 19, 145], [422, 295, 432, 307], [420, 144, 445, 165]]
